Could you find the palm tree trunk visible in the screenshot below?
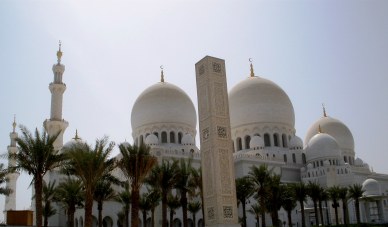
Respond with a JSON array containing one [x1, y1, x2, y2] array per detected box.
[[287, 210, 292, 227], [193, 213, 196, 227], [334, 206, 339, 225], [131, 189, 140, 227], [255, 215, 260, 227], [313, 201, 319, 226], [44, 202, 49, 227], [162, 192, 168, 227], [318, 200, 324, 226], [342, 201, 348, 225], [142, 210, 147, 227], [69, 206, 76, 227], [84, 191, 94, 227], [242, 201, 247, 227], [355, 199, 361, 224], [300, 201, 306, 227], [181, 190, 188, 227], [260, 196, 266, 227], [169, 209, 174, 227], [125, 206, 130, 227], [151, 209, 155, 227], [273, 210, 279, 227], [98, 201, 103, 227], [35, 176, 43, 227]]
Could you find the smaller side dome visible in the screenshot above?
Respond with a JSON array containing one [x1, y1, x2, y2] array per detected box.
[[289, 136, 303, 149], [306, 133, 341, 162], [63, 131, 84, 148], [145, 134, 159, 146], [354, 158, 364, 166], [250, 136, 264, 149], [181, 134, 194, 145], [362, 179, 381, 197]]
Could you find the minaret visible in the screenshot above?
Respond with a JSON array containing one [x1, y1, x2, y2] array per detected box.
[[42, 42, 69, 227], [4, 117, 20, 221], [43, 41, 69, 151]]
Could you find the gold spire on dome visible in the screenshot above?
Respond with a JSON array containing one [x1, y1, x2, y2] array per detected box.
[[72, 129, 81, 140], [318, 125, 322, 133], [249, 58, 255, 77], [12, 114, 16, 133], [322, 103, 327, 117], [57, 40, 63, 64], [160, 65, 165, 82]]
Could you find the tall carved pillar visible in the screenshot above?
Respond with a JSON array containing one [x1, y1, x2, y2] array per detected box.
[[195, 56, 239, 227]]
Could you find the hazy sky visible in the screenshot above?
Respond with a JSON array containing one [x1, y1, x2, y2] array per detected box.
[[0, 0, 387, 221]]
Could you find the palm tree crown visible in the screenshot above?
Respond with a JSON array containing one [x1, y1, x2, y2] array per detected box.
[[13, 126, 64, 227], [117, 143, 157, 227], [348, 184, 365, 224], [62, 137, 116, 227], [55, 177, 84, 227], [147, 160, 180, 227], [236, 176, 254, 227]]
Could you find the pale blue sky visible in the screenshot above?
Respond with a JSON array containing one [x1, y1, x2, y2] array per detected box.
[[0, 0, 387, 220]]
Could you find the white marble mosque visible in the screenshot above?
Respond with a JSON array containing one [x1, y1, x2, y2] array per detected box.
[[3, 47, 388, 227]]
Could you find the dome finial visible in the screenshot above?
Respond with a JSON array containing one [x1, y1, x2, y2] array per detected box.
[[318, 124, 322, 133], [57, 40, 63, 64], [322, 103, 327, 117], [249, 58, 255, 77], [73, 129, 81, 140], [12, 114, 16, 133], [160, 65, 164, 82]]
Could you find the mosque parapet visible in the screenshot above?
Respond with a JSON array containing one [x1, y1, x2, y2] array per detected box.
[[150, 147, 201, 159]]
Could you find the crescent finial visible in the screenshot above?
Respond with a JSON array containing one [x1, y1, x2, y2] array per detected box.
[[160, 65, 164, 82], [249, 58, 255, 77], [322, 103, 327, 117], [57, 40, 63, 64]]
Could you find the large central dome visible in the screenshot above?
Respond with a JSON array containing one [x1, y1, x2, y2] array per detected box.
[[131, 82, 197, 131], [229, 76, 295, 129]]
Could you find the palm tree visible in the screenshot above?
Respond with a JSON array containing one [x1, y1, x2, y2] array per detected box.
[[189, 167, 204, 226], [348, 184, 364, 224], [42, 180, 57, 227], [167, 194, 181, 227], [55, 177, 84, 227], [115, 185, 131, 227], [328, 186, 340, 225], [175, 158, 193, 227], [266, 174, 282, 227], [0, 163, 11, 195], [248, 165, 272, 227], [307, 181, 321, 226], [117, 143, 157, 227], [248, 203, 261, 227], [62, 137, 116, 227], [280, 184, 296, 227], [318, 186, 327, 226], [94, 180, 117, 227], [139, 192, 152, 227], [235, 176, 254, 227], [147, 160, 179, 227], [42, 204, 56, 227], [13, 126, 64, 227], [293, 182, 307, 227], [187, 200, 201, 227], [338, 187, 349, 225], [147, 189, 162, 227]]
